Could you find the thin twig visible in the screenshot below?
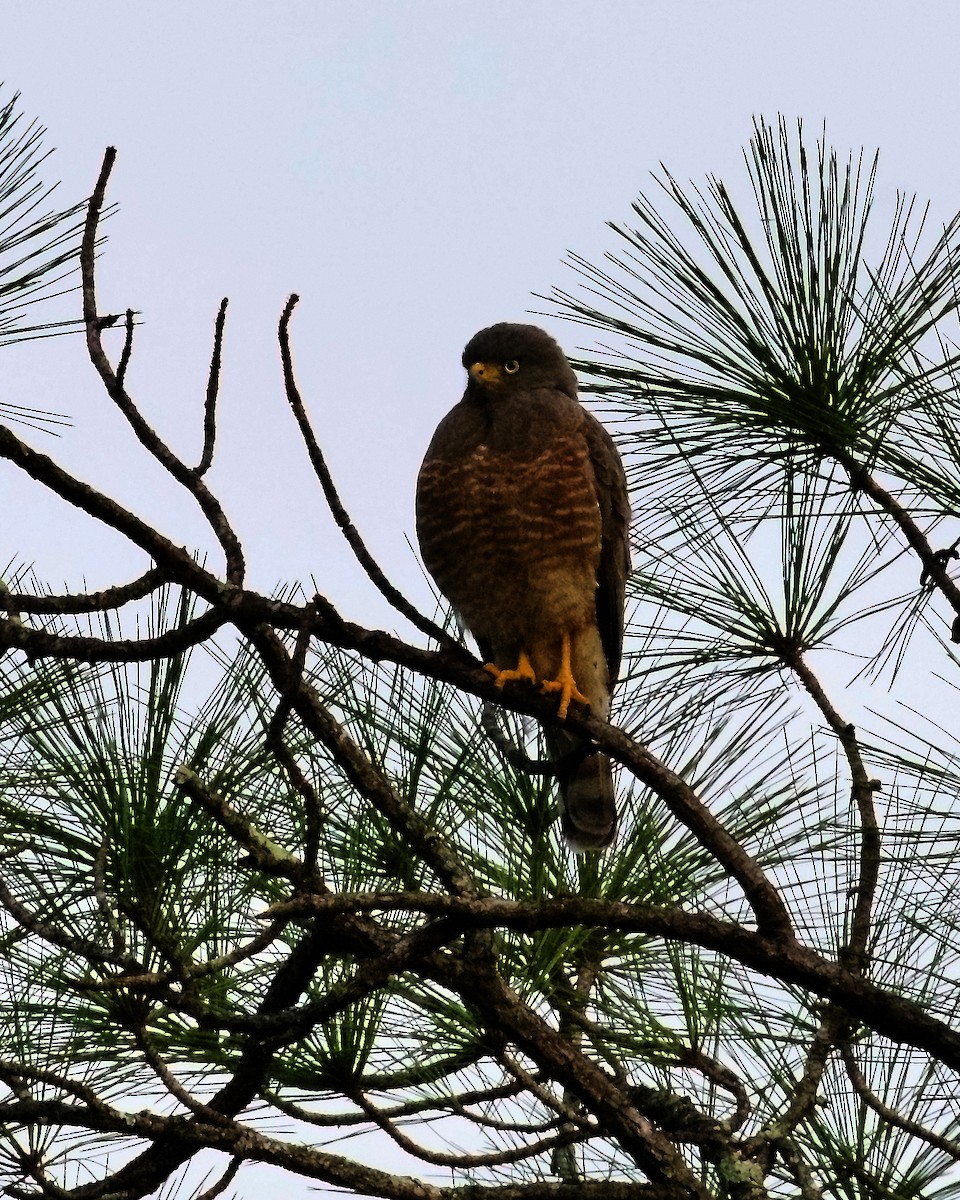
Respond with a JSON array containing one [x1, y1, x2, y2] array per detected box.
[[0, 1057, 121, 1120], [195, 1156, 242, 1200], [843, 455, 960, 640], [550, 940, 601, 1183], [134, 1024, 234, 1126], [783, 645, 880, 973], [841, 1042, 960, 1160], [350, 1087, 587, 1169], [80, 148, 246, 586], [195, 298, 228, 476], [8, 567, 167, 615], [675, 1046, 751, 1133], [0, 413, 222, 599], [0, 873, 141, 970], [265, 609, 326, 868], [277, 294, 456, 648], [116, 307, 135, 388], [174, 765, 309, 883], [498, 1052, 589, 1127], [480, 702, 566, 775], [185, 921, 287, 979], [92, 834, 125, 959]]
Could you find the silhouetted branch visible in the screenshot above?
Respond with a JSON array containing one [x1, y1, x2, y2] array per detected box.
[[674, 1047, 751, 1133], [784, 646, 880, 972], [843, 454, 960, 640], [350, 1087, 585, 1169], [195, 1157, 242, 1200], [7, 566, 166, 614], [195, 297, 228, 476], [263, 889, 960, 1073], [841, 1041, 960, 1160], [278, 294, 456, 648], [0, 872, 142, 970], [80, 148, 246, 585], [0, 606, 228, 664], [115, 306, 134, 387]]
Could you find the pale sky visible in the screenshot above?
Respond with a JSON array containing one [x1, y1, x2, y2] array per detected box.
[[3, 4, 960, 1196], [5, 1, 960, 635]]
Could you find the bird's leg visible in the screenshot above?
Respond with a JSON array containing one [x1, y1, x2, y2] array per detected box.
[[540, 631, 590, 719], [485, 649, 538, 689]]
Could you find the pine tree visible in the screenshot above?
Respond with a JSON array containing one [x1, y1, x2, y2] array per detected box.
[[2, 114, 960, 1199]]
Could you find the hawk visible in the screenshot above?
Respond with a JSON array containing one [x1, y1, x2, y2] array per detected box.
[[416, 323, 630, 848]]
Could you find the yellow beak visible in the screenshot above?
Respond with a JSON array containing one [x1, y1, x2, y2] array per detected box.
[[468, 361, 504, 386]]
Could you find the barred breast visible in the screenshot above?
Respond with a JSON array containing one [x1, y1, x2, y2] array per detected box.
[[416, 419, 602, 674]]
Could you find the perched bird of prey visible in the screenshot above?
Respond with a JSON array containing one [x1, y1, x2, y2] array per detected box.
[[416, 323, 630, 848]]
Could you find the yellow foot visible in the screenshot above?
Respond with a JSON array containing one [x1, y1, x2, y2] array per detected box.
[[540, 631, 590, 719], [485, 649, 537, 690]]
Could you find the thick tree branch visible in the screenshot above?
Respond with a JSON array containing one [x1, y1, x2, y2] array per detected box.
[[244, 621, 480, 899], [458, 954, 711, 1197], [264, 889, 960, 1074]]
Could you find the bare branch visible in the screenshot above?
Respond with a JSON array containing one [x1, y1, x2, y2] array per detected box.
[[195, 297, 228, 476], [264, 608, 325, 868], [0, 607, 228, 665], [174, 764, 310, 883], [782, 645, 880, 974], [133, 1024, 234, 1126], [350, 1087, 587, 1169], [498, 1050, 591, 1127], [0, 872, 142, 970], [841, 1042, 960, 1160], [278, 294, 456, 648], [8, 566, 166, 614], [195, 1157, 241, 1200], [80, 149, 245, 585], [0, 422, 221, 595], [115, 306, 134, 388], [263, 888, 960, 1074], [843, 454, 960, 640]]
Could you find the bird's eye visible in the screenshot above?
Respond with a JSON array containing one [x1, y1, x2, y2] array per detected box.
[[504, 359, 520, 374]]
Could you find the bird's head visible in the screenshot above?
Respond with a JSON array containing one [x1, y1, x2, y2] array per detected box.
[[462, 323, 578, 400]]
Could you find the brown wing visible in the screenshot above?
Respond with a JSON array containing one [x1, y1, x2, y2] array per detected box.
[[581, 409, 631, 684]]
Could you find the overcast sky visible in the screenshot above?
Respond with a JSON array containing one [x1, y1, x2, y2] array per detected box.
[[4, 3, 960, 1196], [5, 1, 960, 635]]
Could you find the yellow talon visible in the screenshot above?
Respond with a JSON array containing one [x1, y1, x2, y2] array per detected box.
[[540, 631, 590, 719], [485, 649, 537, 689]]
